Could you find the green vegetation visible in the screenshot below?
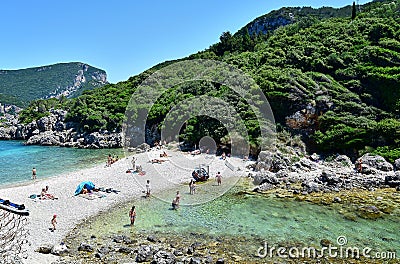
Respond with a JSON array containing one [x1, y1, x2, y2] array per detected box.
[[0, 62, 107, 107], [18, 0, 400, 158]]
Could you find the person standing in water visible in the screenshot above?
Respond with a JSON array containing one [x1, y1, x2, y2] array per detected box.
[[129, 206, 136, 226], [172, 191, 180, 210], [32, 167, 37, 180]]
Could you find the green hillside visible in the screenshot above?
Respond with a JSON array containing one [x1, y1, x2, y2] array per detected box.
[[19, 0, 400, 160], [0, 62, 107, 107]]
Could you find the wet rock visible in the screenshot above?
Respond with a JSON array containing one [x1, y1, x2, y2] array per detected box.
[[204, 255, 213, 263], [97, 246, 110, 256], [113, 235, 134, 244], [147, 235, 158, 242], [78, 243, 94, 252], [397, 186, 400, 192], [189, 257, 201, 264], [216, 258, 225, 264], [253, 183, 275, 192], [187, 246, 194, 254], [333, 197, 341, 203], [357, 205, 383, 219], [136, 245, 154, 262], [118, 247, 133, 254], [152, 250, 176, 264], [35, 244, 53, 254], [173, 249, 184, 256]]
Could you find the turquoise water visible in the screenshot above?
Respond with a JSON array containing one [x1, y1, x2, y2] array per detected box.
[[85, 181, 400, 259], [0, 140, 123, 186]]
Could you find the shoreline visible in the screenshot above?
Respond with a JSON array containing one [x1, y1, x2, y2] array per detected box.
[[0, 148, 244, 263]]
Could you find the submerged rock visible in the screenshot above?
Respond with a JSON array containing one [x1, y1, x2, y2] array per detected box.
[[78, 242, 94, 252], [152, 250, 176, 264]]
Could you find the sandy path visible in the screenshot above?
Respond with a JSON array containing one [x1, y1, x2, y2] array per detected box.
[[0, 149, 248, 263]]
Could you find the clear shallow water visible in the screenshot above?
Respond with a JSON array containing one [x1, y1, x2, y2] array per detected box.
[[85, 180, 400, 258], [0, 140, 123, 186]]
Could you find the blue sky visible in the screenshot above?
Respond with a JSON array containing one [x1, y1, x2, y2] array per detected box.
[[1, 0, 369, 83]]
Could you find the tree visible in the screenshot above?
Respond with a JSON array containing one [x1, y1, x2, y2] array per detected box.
[[352, 1, 357, 20]]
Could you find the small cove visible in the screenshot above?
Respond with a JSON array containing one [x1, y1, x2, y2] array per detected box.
[[70, 178, 400, 261]]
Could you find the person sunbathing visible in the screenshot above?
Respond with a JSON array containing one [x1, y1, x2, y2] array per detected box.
[[40, 187, 56, 200], [151, 159, 166, 164]]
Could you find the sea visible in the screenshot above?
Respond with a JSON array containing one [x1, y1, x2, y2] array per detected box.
[[0, 140, 123, 187]]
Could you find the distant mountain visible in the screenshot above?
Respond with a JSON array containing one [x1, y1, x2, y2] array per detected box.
[[0, 62, 108, 107]]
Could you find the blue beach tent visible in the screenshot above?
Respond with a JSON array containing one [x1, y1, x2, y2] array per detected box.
[[74, 181, 95, 195]]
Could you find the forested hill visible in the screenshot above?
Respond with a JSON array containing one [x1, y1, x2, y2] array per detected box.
[[0, 62, 108, 107], [19, 0, 400, 160]]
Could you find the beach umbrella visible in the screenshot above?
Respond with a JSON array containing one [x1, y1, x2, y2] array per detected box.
[[74, 181, 95, 195]]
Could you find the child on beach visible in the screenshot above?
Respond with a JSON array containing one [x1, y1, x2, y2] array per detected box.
[[51, 215, 57, 231], [216, 171, 222, 186], [189, 179, 196, 195], [129, 206, 136, 226]]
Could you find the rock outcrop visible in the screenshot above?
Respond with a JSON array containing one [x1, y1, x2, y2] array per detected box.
[[250, 149, 397, 194], [0, 108, 122, 148]]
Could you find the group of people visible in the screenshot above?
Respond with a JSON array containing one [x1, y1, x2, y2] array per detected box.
[[106, 154, 119, 167]]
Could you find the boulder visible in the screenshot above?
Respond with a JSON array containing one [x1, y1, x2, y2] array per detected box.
[[252, 171, 276, 185], [136, 245, 154, 262], [151, 250, 176, 264], [78, 243, 94, 252], [319, 171, 341, 186], [35, 244, 53, 254], [51, 242, 69, 256], [333, 155, 352, 168], [360, 154, 393, 172], [394, 158, 400, 171]]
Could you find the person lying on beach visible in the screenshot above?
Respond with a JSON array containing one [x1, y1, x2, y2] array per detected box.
[[40, 187, 56, 200], [150, 159, 167, 164], [191, 149, 201, 155]]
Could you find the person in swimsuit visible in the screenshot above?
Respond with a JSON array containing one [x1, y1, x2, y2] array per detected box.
[[51, 214, 57, 231], [129, 206, 136, 225], [145, 180, 151, 198], [172, 191, 180, 209], [32, 167, 37, 180], [216, 171, 222, 186]]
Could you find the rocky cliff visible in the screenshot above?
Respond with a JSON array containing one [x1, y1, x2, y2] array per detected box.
[[0, 109, 121, 148]]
